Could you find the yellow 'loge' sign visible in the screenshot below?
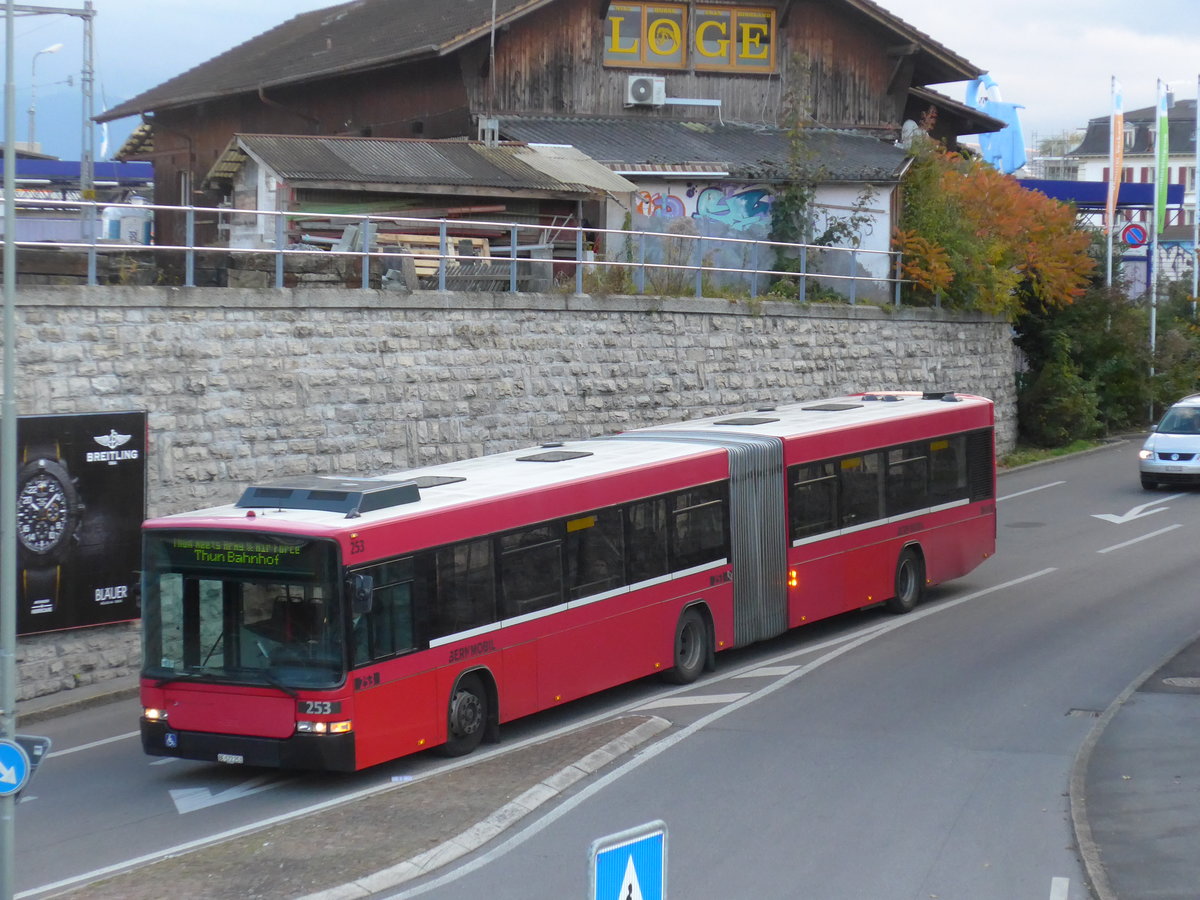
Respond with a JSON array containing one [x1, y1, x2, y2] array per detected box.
[[604, 3, 775, 72]]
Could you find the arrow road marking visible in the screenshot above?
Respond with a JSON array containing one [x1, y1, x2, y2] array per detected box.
[[1093, 493, 1186, 524], [169, 774, 292, 814]]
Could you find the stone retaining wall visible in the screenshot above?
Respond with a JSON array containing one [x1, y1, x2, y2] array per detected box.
[[12, 286, 1017, 704]]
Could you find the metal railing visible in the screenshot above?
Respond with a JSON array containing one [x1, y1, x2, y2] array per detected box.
[[4, 197, 909, 305]]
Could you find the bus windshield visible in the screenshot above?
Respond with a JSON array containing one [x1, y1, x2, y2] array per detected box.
[[142, 531, 344, 690]]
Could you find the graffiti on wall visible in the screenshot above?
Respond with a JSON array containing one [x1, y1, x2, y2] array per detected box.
[[635, 182, 774, 232], [1159, 241, 1197, 282]]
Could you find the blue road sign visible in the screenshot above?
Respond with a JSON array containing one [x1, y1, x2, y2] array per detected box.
[[0, 739, 32, 797], [590, 820, 667, 900]]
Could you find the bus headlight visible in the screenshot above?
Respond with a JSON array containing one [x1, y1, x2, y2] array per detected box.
[[296, 720, 353, 735], [143, 707, 167, 722]]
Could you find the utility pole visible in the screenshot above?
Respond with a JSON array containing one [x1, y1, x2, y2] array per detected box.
[[2, 0, 21, 896], [1, 7, 95, 896]]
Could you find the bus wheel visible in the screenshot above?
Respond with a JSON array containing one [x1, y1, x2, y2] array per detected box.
[[441, 673, 487, 757], [663, 607, 707, 685], [886, 548, 924, 615]]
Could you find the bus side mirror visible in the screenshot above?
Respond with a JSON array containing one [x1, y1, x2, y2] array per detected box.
[[350, 574, 374, 616]]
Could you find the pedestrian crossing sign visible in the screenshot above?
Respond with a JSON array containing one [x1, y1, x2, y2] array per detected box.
[[589, 820, 666, 900]]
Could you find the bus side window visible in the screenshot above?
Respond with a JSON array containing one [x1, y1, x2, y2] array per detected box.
[[789, 461, 838, 539], [839, 453, 882, 527], [885, 444, 929, 516], [626, 497, 668, 583], [498, 524, 564, 617], [566, 507, 625, 600], [929, 435, 967, 504], [431, 539, 496, 638], [354, 558, 417, 666], [669, 482, 729, 570]]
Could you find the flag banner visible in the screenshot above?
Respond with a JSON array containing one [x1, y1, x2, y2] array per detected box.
[[1155, 82, 1170, 233], [1106, 78, 1124, 232]]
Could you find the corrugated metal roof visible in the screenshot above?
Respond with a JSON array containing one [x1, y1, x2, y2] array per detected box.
[[498, 116, 909, 182], [205, 134, 636, 196], [98, 0, 984, 124], [514, 144, 641, 194]]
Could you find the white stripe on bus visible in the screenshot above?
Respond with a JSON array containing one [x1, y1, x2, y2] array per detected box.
[[791, 498, 972, 548]]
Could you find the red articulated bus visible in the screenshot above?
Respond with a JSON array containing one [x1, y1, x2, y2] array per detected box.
[[139, 391, 996, 771]]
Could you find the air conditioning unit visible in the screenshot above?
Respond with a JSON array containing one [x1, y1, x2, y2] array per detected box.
[[625, 75, 666, 108]]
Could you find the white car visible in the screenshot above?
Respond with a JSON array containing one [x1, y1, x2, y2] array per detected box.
[[1139, 394, 1200, 489]]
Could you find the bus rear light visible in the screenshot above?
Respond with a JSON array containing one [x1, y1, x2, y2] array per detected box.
[[296, 720, 353, 735], [788, 569, 798, 588], [143, 707, 167, 722]]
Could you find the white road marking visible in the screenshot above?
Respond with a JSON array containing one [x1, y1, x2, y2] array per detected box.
[[170, 774, 293, 814], [734, 665, 800, 678], [1049, 876, 1069, 900], [1097, 523, 1183, 554], [46, 731, 138, 758], [1093, 493, 1186, 525], [634, 693, 748, 710], [998, 480, 1065, 502]]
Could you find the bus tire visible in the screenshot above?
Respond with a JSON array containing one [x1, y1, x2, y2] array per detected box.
[[886, 547, 924, 615], [663, 607, 708, 685], [440, 673, 488, 757]]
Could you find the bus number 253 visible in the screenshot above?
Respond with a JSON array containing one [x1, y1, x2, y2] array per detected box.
[[299, 700, 343, 715]]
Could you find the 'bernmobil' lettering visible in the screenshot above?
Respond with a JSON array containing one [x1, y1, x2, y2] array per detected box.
[[448, 639, 496, 663]]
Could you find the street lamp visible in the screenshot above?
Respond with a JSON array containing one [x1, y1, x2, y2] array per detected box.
[[27, 42, 63, 151]]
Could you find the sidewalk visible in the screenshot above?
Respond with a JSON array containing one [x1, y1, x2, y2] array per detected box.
[[1072, 630, 1200, 900], [16, 675, 140, 726]]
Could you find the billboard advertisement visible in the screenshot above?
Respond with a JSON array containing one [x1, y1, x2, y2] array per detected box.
[[16, 411, 147, 635]]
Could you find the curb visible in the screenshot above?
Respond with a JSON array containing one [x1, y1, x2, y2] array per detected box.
[[1067, 627, 1200, 900], [997, 438, 1128, 476], [297, 716, 671, 900]]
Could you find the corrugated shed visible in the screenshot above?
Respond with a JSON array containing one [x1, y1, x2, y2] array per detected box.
[[498, 116, 909, 182], [98, 0, 984, 124], [513, 144, 639, 194], [206, 134, 635, 196]]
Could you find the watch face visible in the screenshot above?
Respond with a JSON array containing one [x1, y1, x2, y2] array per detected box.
[[18, 464, 74, 554]]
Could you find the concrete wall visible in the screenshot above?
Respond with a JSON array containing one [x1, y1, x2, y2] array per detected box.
[[12, 286, 1017, 704]]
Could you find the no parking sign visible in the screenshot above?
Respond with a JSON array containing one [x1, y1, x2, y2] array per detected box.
[[1121, 222, 1148, 247]]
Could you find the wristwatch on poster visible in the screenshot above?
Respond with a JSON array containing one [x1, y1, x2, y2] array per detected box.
[[17, 439, 84, 570]]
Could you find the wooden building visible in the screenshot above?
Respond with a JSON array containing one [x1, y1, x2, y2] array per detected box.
[[100, 0, 1000, 247]]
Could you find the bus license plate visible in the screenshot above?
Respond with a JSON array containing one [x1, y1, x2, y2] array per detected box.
[[217, 753, 245, 765]]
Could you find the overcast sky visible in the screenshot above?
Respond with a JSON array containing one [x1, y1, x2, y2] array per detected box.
[[8, 0, 1198, 159]]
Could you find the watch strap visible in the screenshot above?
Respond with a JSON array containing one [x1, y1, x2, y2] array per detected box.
[[22, 439, 62, 465], [21, 565, 61, 618]]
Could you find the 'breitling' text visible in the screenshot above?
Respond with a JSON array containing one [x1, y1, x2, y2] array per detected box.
[[86, 449, 140, 464]]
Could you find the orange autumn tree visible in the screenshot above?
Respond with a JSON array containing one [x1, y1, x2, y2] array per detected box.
[[894, 139, 1095, 320]]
